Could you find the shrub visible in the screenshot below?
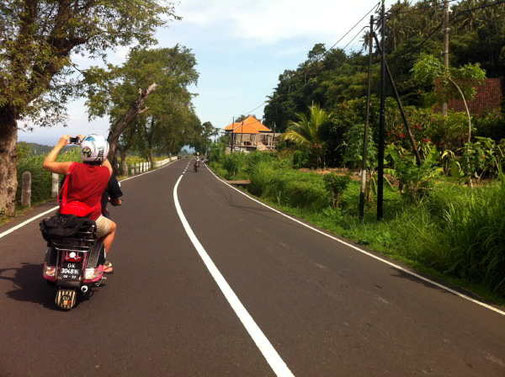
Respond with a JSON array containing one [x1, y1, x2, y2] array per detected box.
[[209, 142, 226, 163], [474, 112, 505, 141], [250, 166, 329, 210], [248, 161, 276, 196], [323, 173, 351, 208], [387, 144, 441, 202], [342, 123, 377, 169], [221, 153, 247, 179], [292, 150, 310, 169]]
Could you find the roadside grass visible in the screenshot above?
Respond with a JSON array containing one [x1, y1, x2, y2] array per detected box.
[[209, 151, 505, 305]]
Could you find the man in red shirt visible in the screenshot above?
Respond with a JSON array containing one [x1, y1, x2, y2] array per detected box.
[[43, 134, 117, 273]]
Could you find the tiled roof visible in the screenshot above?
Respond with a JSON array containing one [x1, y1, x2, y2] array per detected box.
[[224, 116, 272, 133]]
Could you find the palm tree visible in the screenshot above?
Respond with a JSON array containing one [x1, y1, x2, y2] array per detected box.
[[282, 104, 330, 168]]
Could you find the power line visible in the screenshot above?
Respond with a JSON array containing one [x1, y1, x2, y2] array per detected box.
[[240, 101, 267, 117], [230, 3, 380, 122], [325, 2, 380, 55], [342, 25, 369, 51]]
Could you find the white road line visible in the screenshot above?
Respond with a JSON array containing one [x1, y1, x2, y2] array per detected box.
[[173, 174, 295, 377], [0, 206, 60, 240], [0, 159, 178, 240], [205, 165, 505, 318]]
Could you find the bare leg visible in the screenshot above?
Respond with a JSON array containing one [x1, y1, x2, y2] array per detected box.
[[103, 221, 116, 253]]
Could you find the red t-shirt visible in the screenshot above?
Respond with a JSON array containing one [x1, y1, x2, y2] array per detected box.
[[59, 162, 111, 220]]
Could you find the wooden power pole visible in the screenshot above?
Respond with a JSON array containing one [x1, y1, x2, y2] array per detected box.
[[359, 15, 374, 222], [442, 0, 450, 116], [377, 0, 386, 221]]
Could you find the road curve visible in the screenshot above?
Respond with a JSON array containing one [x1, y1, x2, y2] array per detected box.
[[0, 158, 504, 377]]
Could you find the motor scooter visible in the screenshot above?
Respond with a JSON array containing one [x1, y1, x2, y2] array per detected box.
[[42, 219, 106, 310]]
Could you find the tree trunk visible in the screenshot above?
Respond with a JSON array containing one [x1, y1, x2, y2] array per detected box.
[[107, 83, 157, 175], [0, 106, 19, 216], [119, 148, 128, 176]]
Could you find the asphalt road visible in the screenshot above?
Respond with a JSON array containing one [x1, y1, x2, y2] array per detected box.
[[0, 159, 504, 377]]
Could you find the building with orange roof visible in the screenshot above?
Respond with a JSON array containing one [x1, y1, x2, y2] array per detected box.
[[224, 116, 280, 152]]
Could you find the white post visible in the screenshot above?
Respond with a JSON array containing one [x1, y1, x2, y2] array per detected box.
[[51, 173, 59, 198], [21, 171, 31, 207]]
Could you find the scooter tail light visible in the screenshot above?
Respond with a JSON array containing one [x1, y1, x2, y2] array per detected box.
[[43, 264, 56, 277], [84, 268, 98, 280]]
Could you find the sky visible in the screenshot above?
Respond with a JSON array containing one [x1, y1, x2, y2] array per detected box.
[[19, 0, 398, 146]]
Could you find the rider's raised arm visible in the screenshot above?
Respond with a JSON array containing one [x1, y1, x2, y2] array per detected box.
[[42, 135, 74, 175]]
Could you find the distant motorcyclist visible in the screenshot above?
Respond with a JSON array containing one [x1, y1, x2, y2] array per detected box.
[[194, 152, 200, 172], [43, 134, 117, 273]]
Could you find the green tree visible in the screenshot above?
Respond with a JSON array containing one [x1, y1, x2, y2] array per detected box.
[[282, 105, 330, 168], [0, 0, 176, 215], [84, 46, 199, 171], [412, 53, 486, 142]]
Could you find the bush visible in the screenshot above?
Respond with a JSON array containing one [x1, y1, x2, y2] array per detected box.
[[323, 173, 351, 208], [474, 112, 505, 141], [342, 123, 377, 169], [387, 144, 441, 202], [221, 153, 248, 180], [209, 142, 226, 163], [292, 150, 311, 169], [250, 166, 329, 210]]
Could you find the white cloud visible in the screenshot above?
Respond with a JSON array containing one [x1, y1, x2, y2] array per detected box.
[[179, 0, 383, 44]]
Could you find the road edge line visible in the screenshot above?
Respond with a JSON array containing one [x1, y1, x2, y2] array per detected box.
[[173, 173, 295, 377], [0, 159, 179, 240], [205, 165, 505, 318]]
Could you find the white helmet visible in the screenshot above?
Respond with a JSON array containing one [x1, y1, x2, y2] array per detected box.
[[80, 134, 109, 163]]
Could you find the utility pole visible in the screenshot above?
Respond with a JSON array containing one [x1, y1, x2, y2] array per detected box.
[[230, 116, 235, 153], [442, 0, 450, 116], [359, 15, 374, 223], [377, 0, 386, 221], [373, 34, 422, 166]]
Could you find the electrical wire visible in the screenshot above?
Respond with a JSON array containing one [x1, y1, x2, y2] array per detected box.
[[325, 2, 380, 54], [342, 25, 369, 51], [231, 2, 380, 120]]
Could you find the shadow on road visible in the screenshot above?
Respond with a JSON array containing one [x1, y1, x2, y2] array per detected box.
[[0, 263, 56, 309], [389, 267, 496, 305]]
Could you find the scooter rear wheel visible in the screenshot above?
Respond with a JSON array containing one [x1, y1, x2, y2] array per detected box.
[[55, 288, 77, 310]]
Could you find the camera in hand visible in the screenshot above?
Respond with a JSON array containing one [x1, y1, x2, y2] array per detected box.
[[69, 137, 80, 144]]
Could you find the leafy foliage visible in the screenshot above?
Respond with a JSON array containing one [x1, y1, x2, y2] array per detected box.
[[386, 143, 441, 202], [282, 104, 330, 167], [0, 0, 177, 127], [324, 174, 351, 208], [84, 46, 201, 160]]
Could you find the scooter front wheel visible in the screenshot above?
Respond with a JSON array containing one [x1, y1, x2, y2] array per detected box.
[[55, 288, 77, 310]]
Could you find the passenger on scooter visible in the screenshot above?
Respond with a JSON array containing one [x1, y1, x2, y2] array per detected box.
[[43, 134, 117, 273], [102, 174, 123, 218]]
